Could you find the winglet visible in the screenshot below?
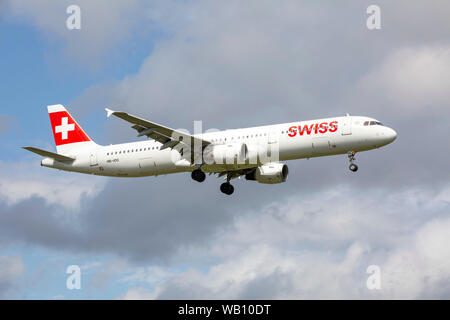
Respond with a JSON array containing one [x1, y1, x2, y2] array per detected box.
[[105, 108, 114, 118]]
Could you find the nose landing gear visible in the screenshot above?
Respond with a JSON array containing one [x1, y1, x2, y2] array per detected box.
[[348, 151, 358, 172]]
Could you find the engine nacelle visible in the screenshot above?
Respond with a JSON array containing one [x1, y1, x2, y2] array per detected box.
[[203, 143, 248, 165], [246, 163, 289, 184]]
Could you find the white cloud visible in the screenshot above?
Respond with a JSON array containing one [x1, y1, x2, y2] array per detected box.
[[0, 161, 106, 210], [3, 0, 450, 299], [119, 184, 450, 299], [356, 45, 450, 112], [102, 1, 334, 127], [5, 0, 143, 66], [382, 218, 450, 299], [120, 287, 155, 300]]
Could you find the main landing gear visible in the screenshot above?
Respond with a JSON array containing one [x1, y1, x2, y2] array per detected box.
[[220, 182, 234, 195], [348, 151, 358, 172], [191, 168, 235, 195], [191, 168, 206, 182], [220, 172, 235, 195]]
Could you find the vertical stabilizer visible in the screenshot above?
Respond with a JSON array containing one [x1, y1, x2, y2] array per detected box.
[[47, 104, 97, 154]]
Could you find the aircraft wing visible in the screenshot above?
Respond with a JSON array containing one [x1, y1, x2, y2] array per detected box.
[[22, 147, 75, 162], [105, 108, 211, 152]]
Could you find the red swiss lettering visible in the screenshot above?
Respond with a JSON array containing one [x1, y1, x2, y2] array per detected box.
[[287, 121, 338, 137], [298, 124, 315, 136], [329, 121, 338, 132], [288, 126, 297, 137], [319, 122, 328, 134]]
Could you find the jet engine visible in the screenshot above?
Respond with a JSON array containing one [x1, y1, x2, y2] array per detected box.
[[245, 162, 289, 184]]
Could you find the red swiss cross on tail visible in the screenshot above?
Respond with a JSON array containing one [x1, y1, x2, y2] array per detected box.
[[48, 105, 92, 147]]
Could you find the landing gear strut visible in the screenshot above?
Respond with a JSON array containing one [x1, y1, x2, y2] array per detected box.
[[191, 169, 206, 182], [348, 151, 358, 172], [220, 182, 234, 195]]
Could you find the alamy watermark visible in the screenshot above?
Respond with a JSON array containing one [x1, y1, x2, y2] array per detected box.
[[366, 265, 381, 290], [366, 5, 381, 30], [66, 5, 81, 30], [66, 265, 81, 290], [168, 121, 281, 167]]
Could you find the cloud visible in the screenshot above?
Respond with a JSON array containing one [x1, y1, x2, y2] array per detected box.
[[4, 0, 145, 67], [121, 287, 154, 300], [381, 218, 450, 299], [120, 265, 177, 286], [0, 255, 25, 298], [0, 161, 106, 210], [84, 259, 129, 291], [2, 0, 450, 299], [0, 170, 247, 261], [119, 185, 450, 299], [355, 45, 450, 113], [92, 1, 450, 125], [104, 1, 352, 126]]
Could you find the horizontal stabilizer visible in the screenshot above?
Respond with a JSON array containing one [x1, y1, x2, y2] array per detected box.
[[22, 147, 75, 162]]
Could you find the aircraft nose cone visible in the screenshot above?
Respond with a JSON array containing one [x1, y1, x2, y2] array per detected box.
[[385, 127, 397, 143]]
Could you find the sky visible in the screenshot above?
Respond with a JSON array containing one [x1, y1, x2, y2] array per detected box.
[[0, 0, 450, 299]]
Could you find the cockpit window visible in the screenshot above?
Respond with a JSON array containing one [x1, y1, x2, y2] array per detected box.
[[367, 121, 383, 126]]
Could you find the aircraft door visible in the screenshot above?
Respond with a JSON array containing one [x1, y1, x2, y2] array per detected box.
[[266, 131, 280, 162], [268, 132, 278, 144], [90, 153, 98, 166], [341, 115, 352, 136]]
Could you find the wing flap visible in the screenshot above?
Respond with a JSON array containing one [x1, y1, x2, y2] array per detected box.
[[23, 147, 75, 162]]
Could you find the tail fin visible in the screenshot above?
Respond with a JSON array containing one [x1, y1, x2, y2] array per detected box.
[[47, 104, 96, 154]]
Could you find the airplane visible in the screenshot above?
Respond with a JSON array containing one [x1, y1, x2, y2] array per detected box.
[[23, 104, 397, 195]]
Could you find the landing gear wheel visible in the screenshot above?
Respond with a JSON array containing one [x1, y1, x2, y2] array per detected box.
[[347, 151, 358, 172], [220, 182, 234, 195], [191, 169, 206, 182]]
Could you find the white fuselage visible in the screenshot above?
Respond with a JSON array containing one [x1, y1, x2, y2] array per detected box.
[[41, 115, 397, 177]]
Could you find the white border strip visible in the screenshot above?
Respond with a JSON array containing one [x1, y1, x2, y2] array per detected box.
[[47, 104, 66, 113]]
